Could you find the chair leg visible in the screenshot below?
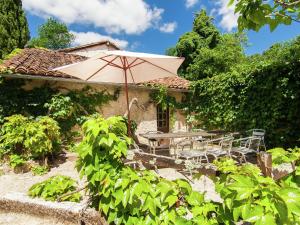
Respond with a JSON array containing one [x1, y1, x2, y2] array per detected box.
[[205, 154, 209, 163], [241, 154, 247, 163]]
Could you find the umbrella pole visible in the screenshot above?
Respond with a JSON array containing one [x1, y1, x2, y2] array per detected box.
[[124, 68, 132, 137]]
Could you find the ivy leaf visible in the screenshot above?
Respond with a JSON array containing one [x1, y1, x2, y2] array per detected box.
[[241, 204, 264, 222], [113, 188, 124, 206], [122, 189, 130, 207], [186, 191, 204, 206], [228, 175, 255, 200], [165, 195, 178, 208], [142, 196, 157, 216], [99, 196, 111, 215], [279, 187, 300, 217], [176, 179, 192, 195], [254, 213, 277, 225]]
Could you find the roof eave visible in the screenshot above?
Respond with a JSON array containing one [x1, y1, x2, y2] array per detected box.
[[0, 73, 190, 93]]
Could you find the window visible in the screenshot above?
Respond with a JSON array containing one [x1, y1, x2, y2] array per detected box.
[[157, 104, 169, 133]]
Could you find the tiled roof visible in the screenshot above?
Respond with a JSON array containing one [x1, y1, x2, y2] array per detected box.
[[1, 48, 190, 90], [1, 48, 87, 79], [141, 76, 190, 90]]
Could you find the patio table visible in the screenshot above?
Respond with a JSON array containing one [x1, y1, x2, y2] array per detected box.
[[140, 131, 216, 154]]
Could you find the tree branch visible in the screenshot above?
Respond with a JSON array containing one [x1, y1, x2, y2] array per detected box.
[[57, 185, 87, 202], [275, 0, 300, 8]]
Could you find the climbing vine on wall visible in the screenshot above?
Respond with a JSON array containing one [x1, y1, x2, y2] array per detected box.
[[0, 77, 120, 140], [149, 85, 189, 130]]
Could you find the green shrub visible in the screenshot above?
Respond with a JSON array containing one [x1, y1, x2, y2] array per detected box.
[[0, 115, 61, 158], [267, 147, 300, 166], [9, 154, 26, 169], [31, 165, 49, 176], [76, 116, 219, 224], [190, 37, 300, 148], [214, 158, 300, 224], [28, 175, 81, 202]]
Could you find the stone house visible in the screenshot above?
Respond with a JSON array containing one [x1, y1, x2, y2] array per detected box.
[[0, 41, 190, 144]]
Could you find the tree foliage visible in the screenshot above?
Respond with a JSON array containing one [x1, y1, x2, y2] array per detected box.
[[167, 9, 300, 147], [171, 10, 245, 80], [28, 18, 75, 50], [230, 0, 300, 31], [190, 37, 300, 147], [0, 0, 30, 59]]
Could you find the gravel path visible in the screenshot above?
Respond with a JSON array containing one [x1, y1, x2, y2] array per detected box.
[[0, 153, 221, 224], [0, 153, 88, 225], [0, 157, 81, 197]]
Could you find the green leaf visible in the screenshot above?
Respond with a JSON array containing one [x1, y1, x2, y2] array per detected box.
[[255, 213, 277, 225], [176, 179, 192, 195], [242, 204, 264, 222], [165, 195, 178, 208], [279, 187, 300, 217], [186, 191, 204, 206], [122, 189, 130, 207]]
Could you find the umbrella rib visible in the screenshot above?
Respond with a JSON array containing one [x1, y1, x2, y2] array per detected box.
[[129, 61, 146, 68], [98, 54, 113, 60], [86, 56, 119, 80], [135, 57, 178, 76], [100, 57, 124, 69], [125, 57, 135, 83], [127, 58, 139, 68]]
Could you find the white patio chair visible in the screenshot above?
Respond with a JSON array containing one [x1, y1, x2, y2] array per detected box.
[[176, 136, 233, 163], [248, 129, 266, 151], [144, 131, 164, 154], [176, 142, 209, 163], [205, 136, 234, 159], [191, 128, 207, 142], [231, 136, 262, 163]]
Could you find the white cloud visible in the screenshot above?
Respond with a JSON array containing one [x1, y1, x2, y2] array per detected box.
[[213, 0, 239, 32], [23, 0, 164, 34], [185, 0, 199, 8], [159, 22, 177, 33], [71, 31, 128, 49]]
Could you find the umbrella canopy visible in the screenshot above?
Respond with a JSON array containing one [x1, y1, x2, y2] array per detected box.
[[54, 50, 184, 83], [54, 50, 184, 136]]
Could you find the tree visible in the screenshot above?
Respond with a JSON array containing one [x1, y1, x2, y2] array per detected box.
[[230, 0, 300, 32], [28, 18, 75, 50], [187, 33, 246, 80], [170, 9, 245, 80], [0, 0, 30, 59], [174, 10, 221, 75], [190, 36, 300, 147]]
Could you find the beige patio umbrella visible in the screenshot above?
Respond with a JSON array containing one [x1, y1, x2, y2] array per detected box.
[[54, 50, 184, 136]]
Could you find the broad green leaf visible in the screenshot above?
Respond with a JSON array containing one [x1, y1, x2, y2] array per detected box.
[[165, 195, 178, 208], [186, 191, 204, 206]]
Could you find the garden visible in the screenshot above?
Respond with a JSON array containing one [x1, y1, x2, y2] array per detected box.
[[0, 78, 300, 224], [1, 1, 300, 224]]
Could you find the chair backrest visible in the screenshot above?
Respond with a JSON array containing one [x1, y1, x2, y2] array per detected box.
[[219, 137, 234, 152], [245, 137, 261, 152], [250, 129, 265, 138]]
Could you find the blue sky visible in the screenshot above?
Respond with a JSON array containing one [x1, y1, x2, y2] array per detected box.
[[23, 0, 300, 55]]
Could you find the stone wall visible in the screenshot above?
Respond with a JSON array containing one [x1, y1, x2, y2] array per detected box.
[[22, 79, 188, 144]]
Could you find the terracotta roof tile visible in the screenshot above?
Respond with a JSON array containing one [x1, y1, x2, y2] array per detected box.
[[1, 48, 190, 90], [2, 48, 87, 79], [140, 76, 190, 89]]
